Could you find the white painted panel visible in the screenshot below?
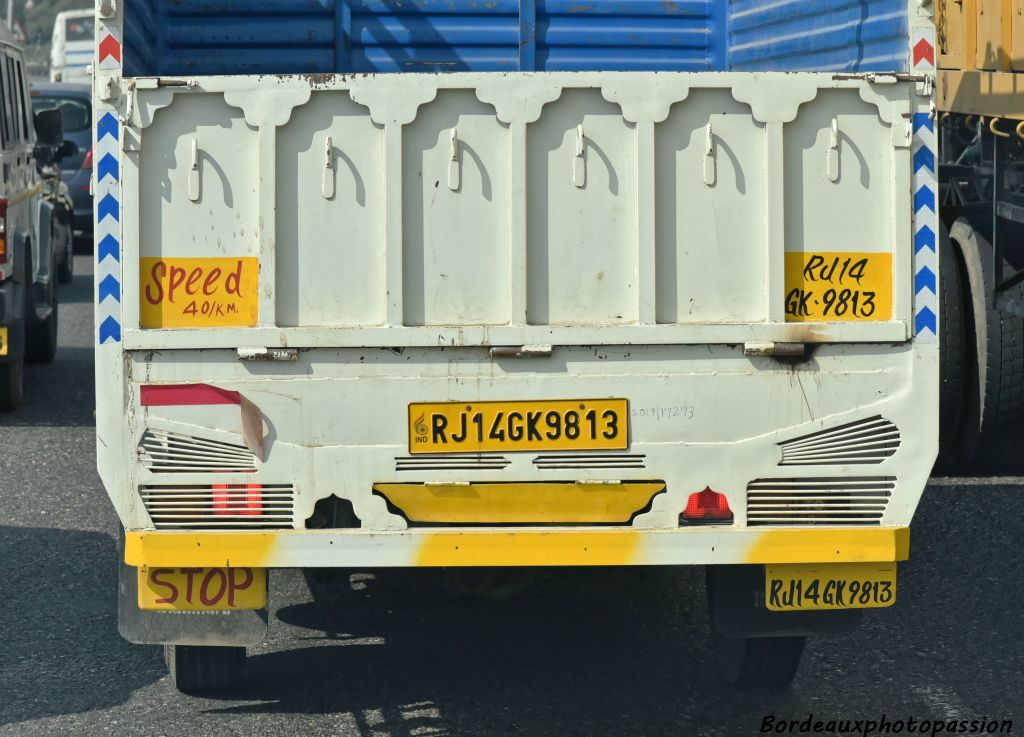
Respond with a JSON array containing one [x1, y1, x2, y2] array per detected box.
[[139, 94, 257, 259], [783, 90, 893, 255], [655, 91, 767, 323], [276, 92, 385, 327], [402, 91, 510, 326], [526, 90, 637, 326]]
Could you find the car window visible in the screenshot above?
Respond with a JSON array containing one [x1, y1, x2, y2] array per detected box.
[[65, 16, 95, 43], [31, 95, 91, 133], [14, 61, 29, 141], [4, 56, 23, 142], [0, 56, 16, 147]]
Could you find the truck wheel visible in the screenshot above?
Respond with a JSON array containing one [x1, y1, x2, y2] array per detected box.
[[936, 224, 968, 473], [949, 219, 1024, 471], [57, 230, 74, 284], [25, 247, 58, 364], [0, 320, 24, 412], [164, 644, 245, 695], [711, 629, 805, 687]]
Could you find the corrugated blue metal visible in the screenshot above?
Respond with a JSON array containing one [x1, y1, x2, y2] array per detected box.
[[122, 0, 908, 75], [727, 0, 909, 72]]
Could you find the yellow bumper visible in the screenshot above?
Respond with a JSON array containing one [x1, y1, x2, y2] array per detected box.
[[125, 526, 910, 569]]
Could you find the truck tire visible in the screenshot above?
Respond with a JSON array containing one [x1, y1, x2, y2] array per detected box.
[[936, 223, 968, 473], [25, 246, 58, 364], [949, 219, 1024, 471], [57, 231, 74, 284], [164, 644, 245, 695], [711, 629, 805, 688]]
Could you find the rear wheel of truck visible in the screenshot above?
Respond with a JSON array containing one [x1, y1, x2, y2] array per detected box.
[[25, 245, 58, 364], [711, 629, 805, 688], [936, 223, 969, 473], [164, 644, 245, 695]]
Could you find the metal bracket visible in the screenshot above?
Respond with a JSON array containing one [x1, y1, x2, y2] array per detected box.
[[743, 342, 807, 358], [489, 344, 554, 358], [573, 125, 586, 188], [448, 128, 461, 191], [322, 135, 335, 199], [827, 118, 841, 183], [237, 347, 299, 361], [703, 122, 716, 187], [187, 138, 200, 202]]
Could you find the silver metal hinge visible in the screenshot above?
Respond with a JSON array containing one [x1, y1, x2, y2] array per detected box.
[[237, 347, 299, 361], [489, 344, 554, 359], [743, 342, 807, 358]]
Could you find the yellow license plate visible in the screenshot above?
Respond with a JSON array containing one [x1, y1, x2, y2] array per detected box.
[[784, 251, 892, 322], [409, 399, 628, 454], [138, 567, 267, 611], [765, 563, 896, 611], [0, 326, 7, 356]]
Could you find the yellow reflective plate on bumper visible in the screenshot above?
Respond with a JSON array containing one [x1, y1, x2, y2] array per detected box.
[[409, 399, 628, 454], [765, 563, 896, 611], [0, 326, 7, 356], [138, 567, 267, 611]]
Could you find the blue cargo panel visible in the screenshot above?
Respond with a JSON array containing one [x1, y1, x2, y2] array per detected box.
[[727, 0, 909, 72], [123, 0, 907, 75]]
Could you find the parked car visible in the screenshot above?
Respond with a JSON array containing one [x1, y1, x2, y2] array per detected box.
[[0, 26, 66, 410], [49, 9, 93, 83], [30, 83, 90, 247]]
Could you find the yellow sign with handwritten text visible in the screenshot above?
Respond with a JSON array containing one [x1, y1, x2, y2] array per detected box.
[[784, 252, 892, 322], [139, 257, 259, 328]]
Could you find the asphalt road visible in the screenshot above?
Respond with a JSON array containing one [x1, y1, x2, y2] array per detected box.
[[0, 256, 1021, 736]]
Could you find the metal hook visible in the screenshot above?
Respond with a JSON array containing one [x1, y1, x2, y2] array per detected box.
[[703, 123, 716, 187], [322, 135, 335, 199], [1016, 121, 1024, 140], [827, 117, 841, 183], [573, 124, 586, 188], [187, 137, 200, 202], [990, 117, 1011, 138], [448, 128, 461, 191]]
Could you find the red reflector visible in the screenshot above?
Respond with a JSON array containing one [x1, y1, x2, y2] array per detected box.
[[140, 384, 241, 406], [80, 147, 93, 171], [681, 487, 734, 523], [212, 484, 262, 517]]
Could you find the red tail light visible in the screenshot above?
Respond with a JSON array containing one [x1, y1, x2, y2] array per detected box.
[[681, 487, 734, 524], [212, 484, 263, 517], [80, 147, 93, 171], [0, 199, 7, 264]]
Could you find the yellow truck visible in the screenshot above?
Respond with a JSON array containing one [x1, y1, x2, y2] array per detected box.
[[935, 0, 1024, 471]]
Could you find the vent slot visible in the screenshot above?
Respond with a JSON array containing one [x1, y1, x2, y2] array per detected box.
[[533, 454, 646, 469], [746, 476, 894, 526], [778, 416, 900, 466], [139, 429, 257, 473], [140, 484, 294, 529], [395, 455, 510, 471]]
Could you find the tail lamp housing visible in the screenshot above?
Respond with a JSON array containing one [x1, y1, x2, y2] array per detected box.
[[212, 483, 263, 517], [680, 486, 734, 525]]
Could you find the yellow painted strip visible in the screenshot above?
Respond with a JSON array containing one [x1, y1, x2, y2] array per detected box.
[[125, 531, 276, 568], [417, 531, 641, 567], [375, 482, 664, 524], [0, 326, 7, 357], [745, 527, 909, 564]]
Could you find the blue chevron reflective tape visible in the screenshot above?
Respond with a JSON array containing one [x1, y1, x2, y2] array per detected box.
[[97, 153, 119, 182], [914, 306, 937, 335], [97, 234, 120, 263], [98, 315, 121, 344], [97, 194, 119, 222], [914, 186, 935, 213], [913, 112, 934, 133], [98, 273, 121, 303], [96, 109, 121, 344], [914, 225, 936, 254], [915, 265, 937, 295], [913, 146, 935, 173], [97, 112, 119, 142]]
